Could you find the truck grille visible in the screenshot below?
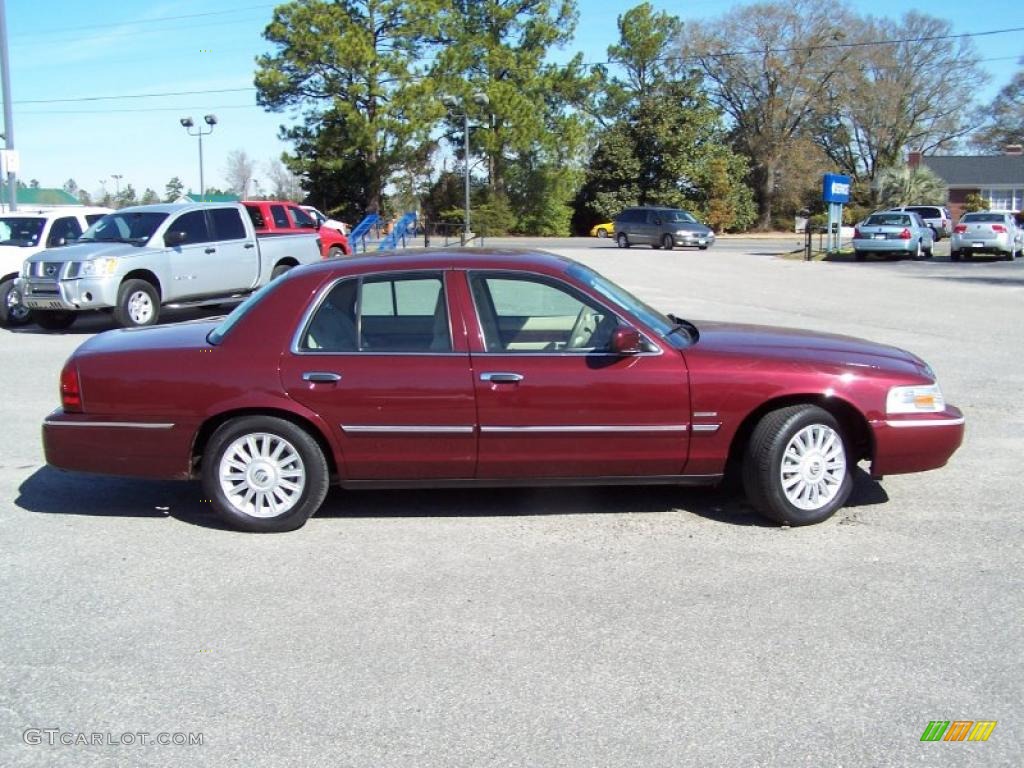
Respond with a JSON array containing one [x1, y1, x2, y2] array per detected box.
[[33, 261, 65, 278]]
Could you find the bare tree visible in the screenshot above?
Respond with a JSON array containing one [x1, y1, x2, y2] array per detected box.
[[815, 12, 986, 180], [971, 59, 1024, 153], [224, 149, 256, 198], [679, 0, 856, 229], [265, 158, 304, 201]]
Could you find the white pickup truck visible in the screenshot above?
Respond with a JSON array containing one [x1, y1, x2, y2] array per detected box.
[[15, 202, 321, 330]]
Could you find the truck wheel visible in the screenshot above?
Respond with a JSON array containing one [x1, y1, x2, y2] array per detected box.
[[742, 405, 852, 526], [32, 310, 77, 330], [0, 278, 31, 327], [271, 263, 293, 280], [327, 246, 343, 259], [114, 279, 160, 328], [201, 415, 329, 532]]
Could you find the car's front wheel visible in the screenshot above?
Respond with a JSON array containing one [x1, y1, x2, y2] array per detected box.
[[114, 279, 160, 328], [0, 278, 31, 327], [742, 405, 853, 526], [202, 416, 330, 532], [661, 234, 674, 251]]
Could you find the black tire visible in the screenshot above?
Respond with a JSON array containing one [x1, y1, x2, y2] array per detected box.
[[596, 228, 608, 239], [854, 250, 866, 261], [950, 250, 961, 262], [31, 310, 76, 331], [327, 246, 343, 259], [0, 277, 31, 327], [925, 245, 934, 258], [698, 245, 709, 250], [271, 263, 293, 280], [616, 233, 630, 249], [1003, 249, 1014, 261], [661, 234, 674, 251], [201, 416, 330, 533], [742, 405, 853, 526], [114, 279, 160, 328]]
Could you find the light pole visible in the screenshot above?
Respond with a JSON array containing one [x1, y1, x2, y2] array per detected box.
[[179, 114, 217, 200], [442, 93, 488, 245], [111, 174, 122, 199]]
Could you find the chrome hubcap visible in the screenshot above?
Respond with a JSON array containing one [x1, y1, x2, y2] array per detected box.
[[780, 424, 846, 511], [128, 290, 153, 324], [5, 287, 28, 320], [219, 433, 306, 518]]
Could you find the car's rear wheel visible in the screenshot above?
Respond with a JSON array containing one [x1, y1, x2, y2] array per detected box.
[[202, 416, 329, 533], [1003, 249, 1014, 261], [31, 310, 76, 331], [661, 234, 674, 251], [0, 277, 31, 327], [596, 228, 608, 238], [742, 405, 853, 526], [616, 233, 630, 248], [950, 250, 961, 262], [327, 246, 343, 259], [114, 279, 160, 328], [912, 240, 924, 260], [271, 263, 293, 280], [854, 250, 866, 261]]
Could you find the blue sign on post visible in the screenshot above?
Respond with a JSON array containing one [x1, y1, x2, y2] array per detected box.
[[822, 173, 852, 204]]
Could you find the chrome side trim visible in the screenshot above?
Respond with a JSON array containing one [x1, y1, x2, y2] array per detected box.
[[43, 420, 175, 430], [691, 424, 721, 433], [341, 474, 724, 490], [693, 411, 718, 418], [884, 417, 965, 428], [480, 424, 688, 434], [480, 372, 524, 383], [341, 424, 475, 435]]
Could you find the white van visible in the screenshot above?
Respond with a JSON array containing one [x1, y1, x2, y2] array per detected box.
[[0, 206, 112, 326]]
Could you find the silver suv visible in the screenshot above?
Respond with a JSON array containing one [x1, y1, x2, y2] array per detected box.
[[613, 206, 715, 251], [885, 205, 952, 240]]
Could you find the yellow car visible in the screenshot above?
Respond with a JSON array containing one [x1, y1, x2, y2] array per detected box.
[[589, 222, 613, 238]]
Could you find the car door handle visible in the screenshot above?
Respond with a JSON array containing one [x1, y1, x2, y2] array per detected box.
[[302, 371, 342, 383], [205, 247, 217, 254], [244, 242, 255, 249], [480, 372, 523, 383]]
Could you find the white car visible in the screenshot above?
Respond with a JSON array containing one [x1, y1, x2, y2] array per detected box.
[[0, 206, 112, 326], [950, 211, 1023, 261], [300, 205, 348, 235]]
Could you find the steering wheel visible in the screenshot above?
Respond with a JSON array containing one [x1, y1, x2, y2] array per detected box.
[[568, 305, 602, 349]]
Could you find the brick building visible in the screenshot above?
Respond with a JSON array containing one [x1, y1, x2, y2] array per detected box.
[[911, 147, 1024, 221]]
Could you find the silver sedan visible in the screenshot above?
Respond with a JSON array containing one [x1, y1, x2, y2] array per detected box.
[[853, 212, 934, 261], [950, 211, 1022, 261]]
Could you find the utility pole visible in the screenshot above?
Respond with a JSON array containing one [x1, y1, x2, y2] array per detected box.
[[0, 0, 17, 211]]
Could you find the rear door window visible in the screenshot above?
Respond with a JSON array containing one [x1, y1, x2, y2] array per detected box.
[[244, 205, 266, 229], [210, 208, 248, 240], [270, 205, 291, 229]]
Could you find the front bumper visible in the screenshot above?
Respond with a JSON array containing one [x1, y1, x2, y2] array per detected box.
[[17, 276, 119, 312], [869, 406, 964, 477], [671, 232, 714, 248]]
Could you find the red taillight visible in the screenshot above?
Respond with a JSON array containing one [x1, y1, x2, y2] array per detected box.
[[954, 224, 967, 234], [992, 224, 1007, 233], [853, 227, 862, 239], [899, 228, 912, 239], [60, 363, 82, 412]]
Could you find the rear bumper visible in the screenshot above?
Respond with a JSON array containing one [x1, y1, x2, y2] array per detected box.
[[43, 409, 195, 479], [869, 406, 964, 477], [852, 238, 917, 253], [950, 235, 1012, 253]]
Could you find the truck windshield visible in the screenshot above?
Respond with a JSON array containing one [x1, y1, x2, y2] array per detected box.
[[80, 212, 168, 244], [0, 217, 45, 246]]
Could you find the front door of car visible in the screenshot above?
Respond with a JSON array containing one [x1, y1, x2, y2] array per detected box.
[[465, 271, 690, 478], [164, 210, 222, 299], [279, 270, 477, 480]]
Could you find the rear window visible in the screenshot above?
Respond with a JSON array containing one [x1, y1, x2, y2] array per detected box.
[[270, 205, 290, 228], [208, 271, 293, 344], [906, 207, 941, 218], [865, 214, 911, 226], [961, 213, 1005, 223]]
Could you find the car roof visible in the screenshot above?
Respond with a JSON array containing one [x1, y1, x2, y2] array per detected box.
[[116, 203, 240, 214], [295, 248, 579, 279]]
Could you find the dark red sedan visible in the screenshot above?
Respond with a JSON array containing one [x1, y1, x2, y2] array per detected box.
[[44, 250, 964, 532]]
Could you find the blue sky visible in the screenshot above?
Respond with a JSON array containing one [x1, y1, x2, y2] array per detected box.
[[7, 0, 1022, 198]]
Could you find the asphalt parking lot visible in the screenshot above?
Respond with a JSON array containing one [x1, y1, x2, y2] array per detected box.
[[1, 239, 1021, 767]]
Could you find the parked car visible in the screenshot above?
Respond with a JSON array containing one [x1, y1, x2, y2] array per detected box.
[[0, 207, 111, 327], [42, 249, 963, 532], [243, 200, 351, 258], [589, 222, 613, 238], [950, 211, 1022, 261], [853, 212, 934, 260], [885, 205, 953, 240], [301, 205, 348, 236], [614, 207, 715, 250], [16, 203, 321, 330]]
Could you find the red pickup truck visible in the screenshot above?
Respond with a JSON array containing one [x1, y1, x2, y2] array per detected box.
[[242, 200, 351, 258]]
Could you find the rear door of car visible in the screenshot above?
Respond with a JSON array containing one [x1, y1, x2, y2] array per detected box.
[[462, 269, 690, 478], [208, 207, 259, 292], [279, 270, 477, 480]]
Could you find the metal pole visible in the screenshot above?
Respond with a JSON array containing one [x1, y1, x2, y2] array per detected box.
[[198, 131, 204, 201], [0, 0, 16, 211], [463, 112, 470, 245]]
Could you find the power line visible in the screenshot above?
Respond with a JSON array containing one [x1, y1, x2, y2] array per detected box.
[[12, 3, 277, 37], [14, 87, 256, 105]]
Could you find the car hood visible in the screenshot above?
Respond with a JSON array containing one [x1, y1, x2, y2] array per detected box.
[[24, 241, 145, 263], [75, 319, 220, 357], [692, 321, 929, 376]]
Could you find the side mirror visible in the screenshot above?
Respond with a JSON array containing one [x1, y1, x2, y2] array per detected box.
[[610, 326, 644, 355], [164, 230, 186, 247], [49, 237, 66, 247]]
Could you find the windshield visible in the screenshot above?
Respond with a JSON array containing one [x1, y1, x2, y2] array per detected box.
[[0, 217, 45, 246], [207, 271, 292, 344], [80, 211, 168, 243], [664, 210, 698, 224], [566, 262, 690, 346]]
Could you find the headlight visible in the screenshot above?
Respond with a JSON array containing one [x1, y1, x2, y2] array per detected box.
[[77, 258, 119, 277], [886, 384, 945, 414]]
